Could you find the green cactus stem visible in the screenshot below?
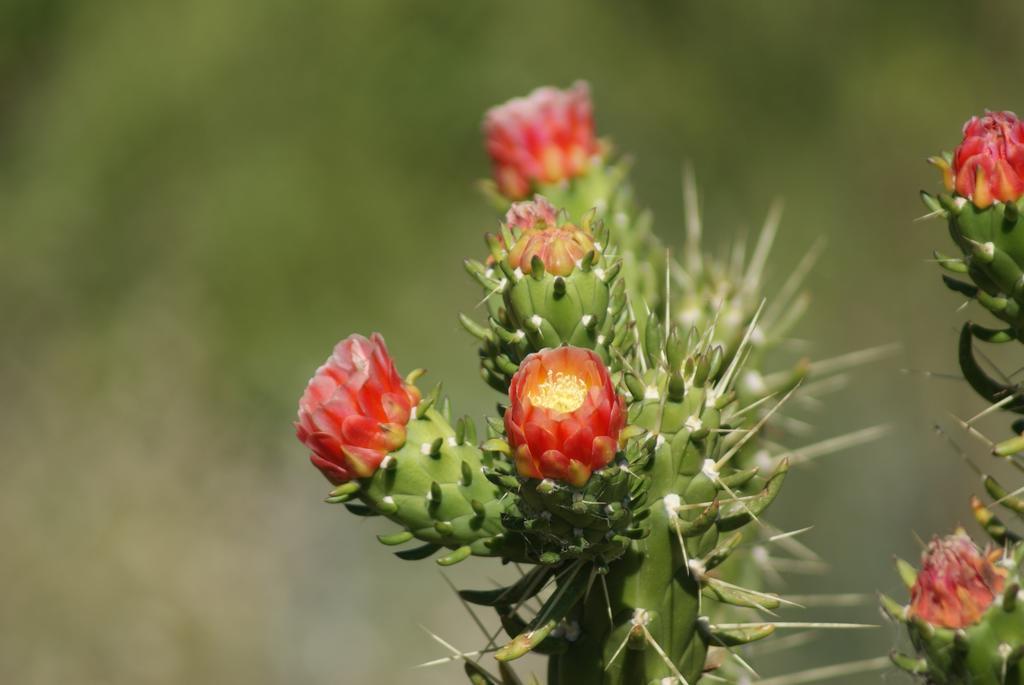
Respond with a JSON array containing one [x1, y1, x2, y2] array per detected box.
[[462, 210, 632, 392], [462, 319, 790, 684], [330, 398, 519, 562], [487, 433, 653, 566], [927, 188, 1024, 415]]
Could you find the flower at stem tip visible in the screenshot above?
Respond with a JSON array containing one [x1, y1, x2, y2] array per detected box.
[[504, 346, 625, 487], [909, 530, 1006, 629], [484, 81, 601, 200], [295, 334, 420, 484], [936, 110, 1024, 208]]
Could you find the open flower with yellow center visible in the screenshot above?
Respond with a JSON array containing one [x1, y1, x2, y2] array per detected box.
[[909, 531, 1006, 629], [483, 81, 601, 200], [295, 333, 421, 484], [505, 346, 625, 487], [507, 220, 595, 277]]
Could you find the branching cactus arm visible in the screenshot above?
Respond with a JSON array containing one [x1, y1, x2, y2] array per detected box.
[[295, 334, 519, 563], [924, 113, 1024, 427]]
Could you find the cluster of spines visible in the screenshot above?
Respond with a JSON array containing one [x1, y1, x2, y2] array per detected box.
[[589, 318, 795, 682], [663, 172, 895, 499], [629, 314, 793, 559]]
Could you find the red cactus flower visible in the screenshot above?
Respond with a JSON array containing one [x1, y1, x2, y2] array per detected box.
[[484, 81, 601, 200], [909, 531, 1006, 629], [949, 110, 1024, 208], [507, 222, 595, 277], [296, 334, 421, 485], [505, 347, 625, 487]]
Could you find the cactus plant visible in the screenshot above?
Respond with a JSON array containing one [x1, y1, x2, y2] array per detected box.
[[476, 84, 887, 479], [884, 109, 1024, 684], [919, 109, 1024, 513], [475, 86, 893, 626], [296, 236, 792, 684], [293, 82, 879, 684]]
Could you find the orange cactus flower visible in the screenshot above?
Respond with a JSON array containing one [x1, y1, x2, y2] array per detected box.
[[505, 347, 625, 487]]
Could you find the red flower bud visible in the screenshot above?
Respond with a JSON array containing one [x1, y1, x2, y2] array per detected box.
[[484, 81, 601, 200], [952, 111, 1024, 208], [295, 334, 421, 485], [909, 532, 1006, 629], [505, 347, 625, 487], [485, 197, 562, 267], [507, 221, 595, 277]]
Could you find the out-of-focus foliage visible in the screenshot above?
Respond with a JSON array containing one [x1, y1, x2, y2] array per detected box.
[[2, 1, 1024, 683]]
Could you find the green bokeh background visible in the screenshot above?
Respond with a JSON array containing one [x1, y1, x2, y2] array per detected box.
[[3, 1, 1022, 682]]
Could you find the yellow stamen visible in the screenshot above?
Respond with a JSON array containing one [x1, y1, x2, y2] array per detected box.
[[528, 370, 588, 413]]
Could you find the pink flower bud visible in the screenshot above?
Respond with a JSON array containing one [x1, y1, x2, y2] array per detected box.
[[952, 111, 1024, 208], [484, 82, 600, 199], [295, 334, 420, 484], [909, 532, 1005, 629]]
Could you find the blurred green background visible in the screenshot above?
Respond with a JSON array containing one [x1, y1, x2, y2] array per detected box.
[[3, 1, 1023, 682]]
